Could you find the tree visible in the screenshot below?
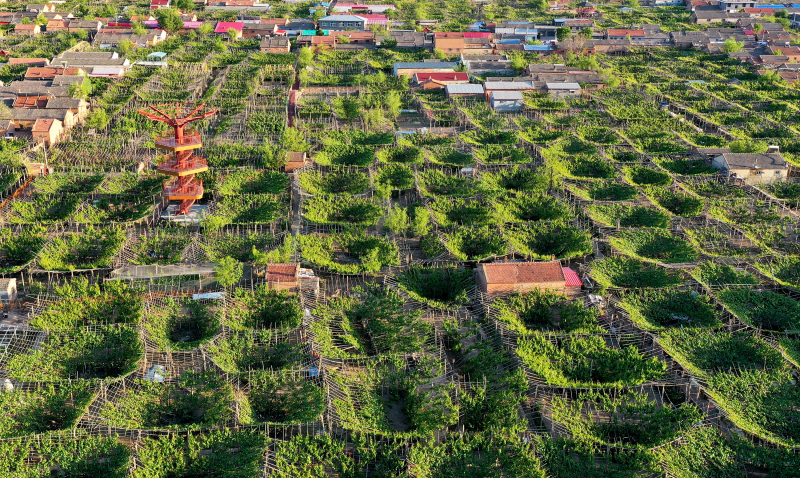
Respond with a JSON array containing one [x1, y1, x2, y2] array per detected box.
[[20, 17, 31, 25], [729, 139, 767, 153], [433, 48, 446, 59], [385, 205, 409, 235], [556, 26, 572, 43], [581, 27, 593, 39], [625, 0, 639, 7], [380, 37, 398, 48], [226, 27, 239, 40], [312, 9, 326, 22], [753, 23, 763, 33], [132, 21, 147, 35], [532, 0, 548, 11], [775, 9, 788, 18], [214, 257, 243, 288], [118, 39, 134, 55], [198, 23, 214, 35], [281, 127, 309, 152], [75, 28, 88, 40], [527, 38, 543, 45], [85, 108, 110, 130], [154, 8, 183, 34], [34, 14, 48, 26], [385, 90, 401, 118], [67, 77, 92, 99], [175, 0, 194, 12], [298, 46, 313, 68], [722, 37, 744, 53]]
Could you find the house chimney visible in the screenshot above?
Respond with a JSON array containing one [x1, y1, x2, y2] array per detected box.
[[768, 145, 780, 154]]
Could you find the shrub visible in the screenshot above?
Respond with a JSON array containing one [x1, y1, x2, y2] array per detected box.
[[517, 334, 667, 387], [246, 370, 325, 423], [505, 222, 592, 260], [444, 226, 508, 261], [611, 228, 699, 263], [304, 196, 383, 226], [620, 289, 721, 332], [144, 298, 221, 351], [587, 204, 669, 228], [228, 286, 303, 330], [716, 288, 800, 331], [299, 169, 370, 196], [590, 256, 684, 289], [298, 231, 399, 274], [648, 188, 704, 216], [623, 165, 671, 186], [377, 145, 424, 164], [396, 265, 474, 309]]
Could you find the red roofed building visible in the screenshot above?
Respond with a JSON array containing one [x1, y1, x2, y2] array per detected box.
[[477, 261, 581, 295], [215, 21, 244, 38], [25, 67, 84, 80], [743, 7, 774, 17], [607, 29, 645, 40], [8, 58, 50, 67], [413, 71, 469, 87], [31, 118, 62, 146], [150, 0, 171, 10], [265, 263, 299, 292]]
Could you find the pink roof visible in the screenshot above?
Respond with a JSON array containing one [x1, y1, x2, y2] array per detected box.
[[415, 72, 469, 82], [608, 29, 645, 37], [357, 14, 387, 20], [563, 267, 582, 287], [182, 21, 203, 28], [215, 21, 244, 33], [463, 32, 491, 38], [151, 0, 170, 4]]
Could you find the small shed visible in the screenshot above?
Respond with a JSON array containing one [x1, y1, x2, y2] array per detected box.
[[477, 261, 580, 295], [546, 82, 582, 98], [265, 263, 299, 291], [31, 118, 62, 146], [712, 151, 788, 185], [445, 83, 484, 98], [215, 21, 244, 38], [285, 151, 308, 172], [490, 90, 524, 112]]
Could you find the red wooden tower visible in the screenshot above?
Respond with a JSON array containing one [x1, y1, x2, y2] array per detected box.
[[139, 102, 217, 215]]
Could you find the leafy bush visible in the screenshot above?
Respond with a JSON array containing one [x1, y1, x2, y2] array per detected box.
[[208, 330, 304, 373], [299, 169, 370, 196], [37, 226, 127, 271], [227, 286, 303, 330], [444, 226, 508, 261], [377, 145, 424, 165], [100, 371, 235, 429], [246, 370, 325, 423], [517, 334, 667, 387], [374, 163, 414, 195], [505, 222, 592, 260], [0, 225, 45, 273], [620, 289, 721, 332], [217, 169, 289, 195], [590, 256, 684, 289], [654, 157, 717, 176], [648, 188, 704, 216], [418, 170, 478, 197], [716, 288, 800, 331], [583, 181, 638, 201], [691, 262, 758, 287], [429, 198, 498, 228], [494, 289, 603, 335], [611, 228, 699, 263], [623, 165, 671, 186], [0, 382, 96, 438], [143, 298, 221, 351], [0, 435, 130, 477], [479, 166, 547, 195], [7, 325, 141, 381], [129, 227, 191, 265], [30, 280, 144, 330], [473, 145, 532, 164], [587, 204, 670, 228], [132, 429, 267, 478], [396, 265, 474, 309], [754, 255, 800, 288], [426, 147, 473, 166], [303, 196, 383, 226], [298, 231, 399, 274]]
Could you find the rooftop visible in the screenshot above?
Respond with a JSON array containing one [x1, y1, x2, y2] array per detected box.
[[479, 261, 566, 285]]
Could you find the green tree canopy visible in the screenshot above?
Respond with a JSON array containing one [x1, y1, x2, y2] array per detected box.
[[214, 257, 244, 288], [154, 8, 184, 34]]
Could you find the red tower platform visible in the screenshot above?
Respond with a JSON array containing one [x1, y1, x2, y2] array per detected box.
[[139, 103, 217, 215]]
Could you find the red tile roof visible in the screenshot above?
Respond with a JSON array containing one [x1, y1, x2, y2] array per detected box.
[[14, 95, 50, 108], [608, 29, 645, 37], [32, 118, 57, 132], [415, 72, 469, 82], [266, 263, 299, 283], [481, 261, 566, 285]]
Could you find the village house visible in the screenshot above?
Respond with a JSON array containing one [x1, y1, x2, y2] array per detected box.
[[712, 150, 788, 185], [413, 72, 469, 87], [318, 14, 367, 30], [445, 83, 485, 98], [392, 61, 459, 78], [476, 261, 582, 295], [8, 58, 50, 67], [546, 82, 582, 98], [490, 90, 525, 112], [259, 37, 290, 53], [433, 32, 466, 55], [12, 24, 41, 36], [25, 67, 85, 81], [215, 21, 244, 39], [26, 3, 55, 13]]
